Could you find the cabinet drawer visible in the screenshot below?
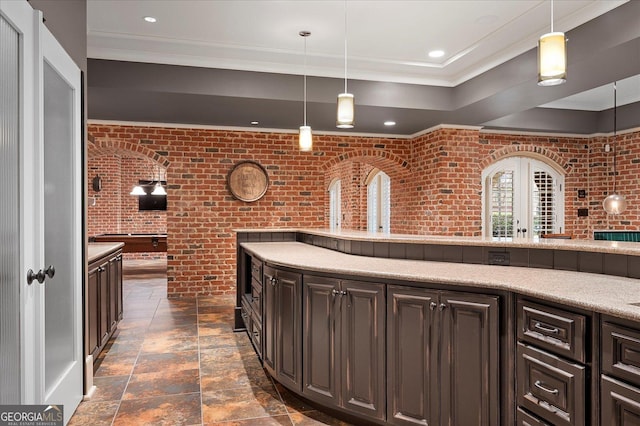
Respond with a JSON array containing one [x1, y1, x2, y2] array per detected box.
[[517, 407, 552, 426], [517, 343, 586, 426], [602, 321, 640, 388], [249, 314, 262, 357], [601, 375, 640, 425], [251, 278, 262, 320], [250, 257, 262, 283], [518, 299, 586, 363], [241, 297, 252, 331]]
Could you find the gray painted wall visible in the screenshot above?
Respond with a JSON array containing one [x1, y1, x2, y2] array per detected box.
[[28, 0, 87, 73]]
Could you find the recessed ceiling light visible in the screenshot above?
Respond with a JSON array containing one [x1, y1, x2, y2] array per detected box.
[[428, 50, 445, 58], [250, 121, 259, 125], [384, 121, 396, 126], [143, 16, 157, 23]]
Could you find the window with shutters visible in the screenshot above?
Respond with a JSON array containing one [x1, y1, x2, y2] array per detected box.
[[482, 157, 564, 239], [328, 179, 341, 230], [367, 170, 390, 233]]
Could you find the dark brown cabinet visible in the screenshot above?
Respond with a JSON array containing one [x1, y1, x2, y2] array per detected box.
[[241, 254, 263, 357], [387, 286, 500, 426], [263, 265, 302, 392], [601, 375, 640, 425], [516, 298, 589, 426], [303, 276, 386, 421], [601, 318, 640, 426], [86, 248, 123, 365]]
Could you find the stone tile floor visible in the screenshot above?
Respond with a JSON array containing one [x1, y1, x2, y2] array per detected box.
[[69, 262, 351, 426]]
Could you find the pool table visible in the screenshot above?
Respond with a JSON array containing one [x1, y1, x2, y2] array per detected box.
[[92, 233, 167, 253]]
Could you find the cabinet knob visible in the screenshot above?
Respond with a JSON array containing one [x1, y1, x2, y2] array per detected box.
[[270, 277, 277, 286], [430, 302, 437, 310], [438, 303, 446, 311], [332, 289, 340, 296]]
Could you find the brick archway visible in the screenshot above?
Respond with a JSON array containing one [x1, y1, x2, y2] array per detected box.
[[88, 138, 170, 168], [479, 144, 571, 174], [321, 149, 410, 173]]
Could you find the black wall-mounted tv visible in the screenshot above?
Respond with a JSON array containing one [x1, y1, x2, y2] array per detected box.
[[138, 180, 167, 211]]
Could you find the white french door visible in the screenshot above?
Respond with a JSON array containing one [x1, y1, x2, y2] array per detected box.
[[483, 157, 564, 239], [0, 1, 82, 423]]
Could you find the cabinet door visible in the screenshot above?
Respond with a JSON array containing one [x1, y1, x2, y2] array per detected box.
[[387, 285, 439, 426], [303, 275, 339, 406], [440, 292, 499, 426], [87, 265, 100, 359], [115, 254, 123, 321], [341, 280, 386, 420], [262, 265, 277, 374], [108, 256, 119, 331], [98, 262, 110, 348], [276, 269, 302, 392], [601, 375, 640, 425]]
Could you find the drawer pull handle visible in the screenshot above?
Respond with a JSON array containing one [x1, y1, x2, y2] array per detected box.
[[534, 380, 559, 395], [534, 322, 559, 334]]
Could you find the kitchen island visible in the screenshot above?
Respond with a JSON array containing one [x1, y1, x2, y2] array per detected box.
[[235, 229, 640, 426]]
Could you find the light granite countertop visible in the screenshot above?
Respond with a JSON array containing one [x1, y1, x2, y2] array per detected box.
[[235, 228, 640, 256], [88, 242, 124, 263], [241, 241, 640, 322]]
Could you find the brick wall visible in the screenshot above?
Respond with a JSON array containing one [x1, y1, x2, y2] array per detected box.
[[87, 122, 640, 296], [88, 151, 168, 260]]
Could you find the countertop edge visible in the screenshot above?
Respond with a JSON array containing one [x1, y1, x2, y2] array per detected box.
[[241, 241, 640, 322], [88, 242, 124, 263]]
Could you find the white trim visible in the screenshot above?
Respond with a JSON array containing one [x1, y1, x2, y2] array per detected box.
[[411, 124, 484, 139], [88, 119, 411, 139], [88, 119, 640, 141]]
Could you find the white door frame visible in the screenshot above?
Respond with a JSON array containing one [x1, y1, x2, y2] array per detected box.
[[0, 1, 83, 420]]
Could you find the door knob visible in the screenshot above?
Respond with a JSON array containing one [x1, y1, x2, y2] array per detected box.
[[45, 265, 55, 279], [27, 269, 45, 285]]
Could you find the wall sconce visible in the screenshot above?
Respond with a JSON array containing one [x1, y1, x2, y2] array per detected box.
[[92, 174, 102, 192]]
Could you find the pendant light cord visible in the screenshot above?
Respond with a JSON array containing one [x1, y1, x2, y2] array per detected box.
[[344, 0, 348, 93], [304, 35, 307, 127], [550, 0, 554, 32], [613, 81, 617, 192]]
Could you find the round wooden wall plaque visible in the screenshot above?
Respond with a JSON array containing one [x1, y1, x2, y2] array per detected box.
[[227, 161, 269, 202]]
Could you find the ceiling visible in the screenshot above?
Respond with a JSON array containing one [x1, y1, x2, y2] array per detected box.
[[87, 0, 640, 136]]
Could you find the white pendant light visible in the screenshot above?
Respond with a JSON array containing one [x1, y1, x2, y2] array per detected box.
[[151, 182, 167, 196], [151, 165, 167, 195], [129, 185, 146, 196], [538, 0, 567, 86], [299, 31, 313, 152], [336, 1, 354, 128], [603, 82, 627, 215]]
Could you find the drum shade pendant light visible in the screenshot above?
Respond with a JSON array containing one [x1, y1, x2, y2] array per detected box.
[[299, 31, 313, 152], [336, 1, 354, 128], [538, 0, 567, 86], [603, 82, 627, 215]]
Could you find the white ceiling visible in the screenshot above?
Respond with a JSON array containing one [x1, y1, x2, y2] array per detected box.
[[87, 0, 627, 88]]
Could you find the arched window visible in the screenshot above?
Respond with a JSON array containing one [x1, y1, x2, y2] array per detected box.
[[328, 179, 341, 230], [367, 169, 390, 233], [482, 156, 564, 239]]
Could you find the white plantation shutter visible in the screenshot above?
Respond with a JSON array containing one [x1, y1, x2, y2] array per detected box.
[[532, 169, 560, 236], [367, 177, 377, 232], [490, 170, 515, 238], [329, 179, 341, 230], [381, 172, 391, 233], [483, 157, 563, 239], [367, 170, 391, 233]]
